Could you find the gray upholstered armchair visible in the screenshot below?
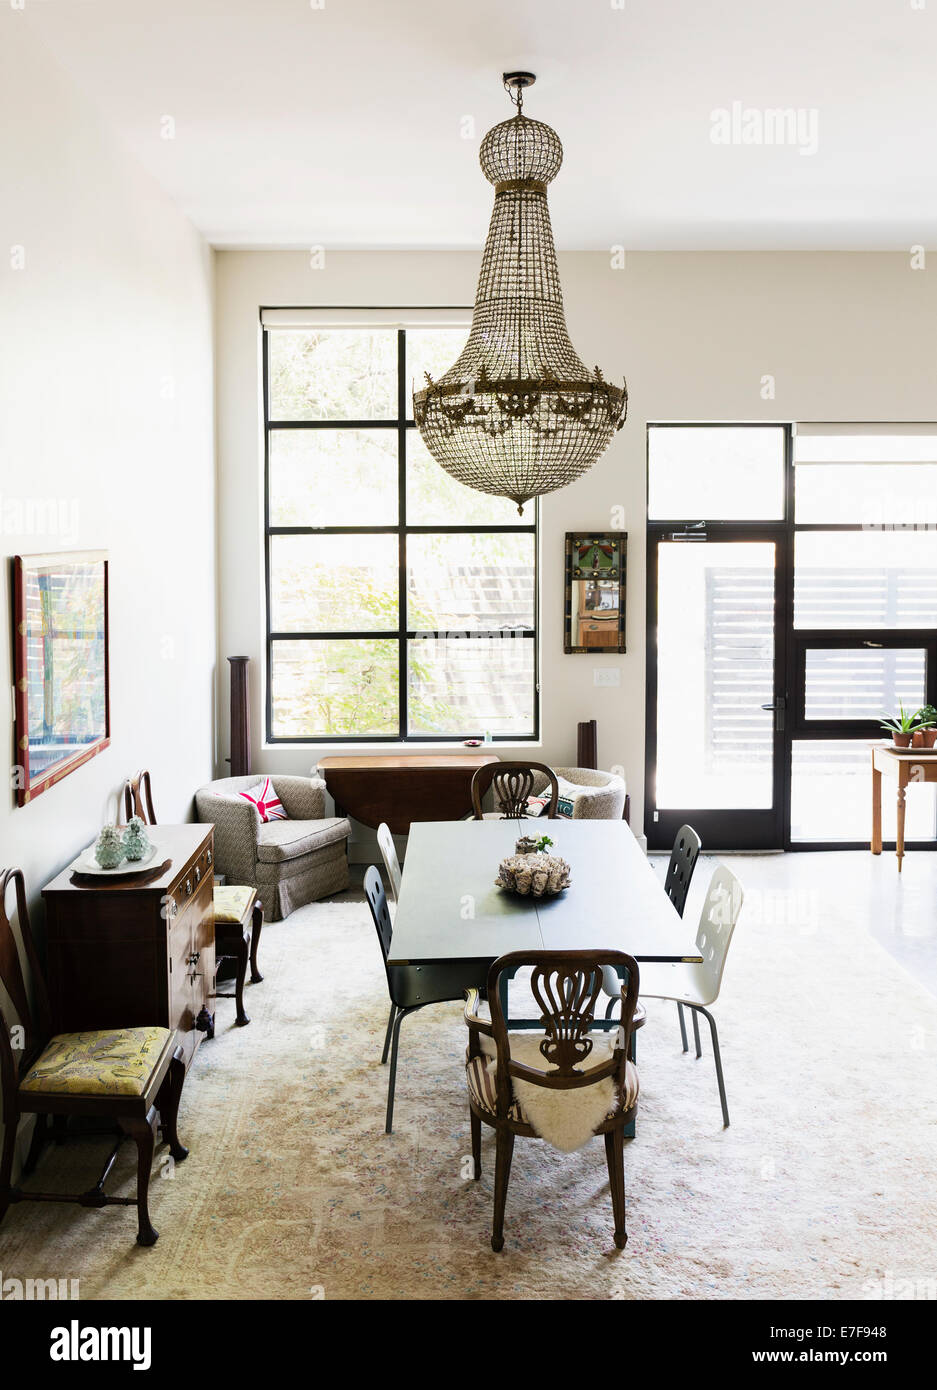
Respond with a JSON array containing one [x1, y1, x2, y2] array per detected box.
[[530, 766, 627, 819], [194, 775, 351, 921]]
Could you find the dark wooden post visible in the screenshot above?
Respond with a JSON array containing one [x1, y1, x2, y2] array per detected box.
[[576, 719, 597, 771], [228, 656, 251, 777]]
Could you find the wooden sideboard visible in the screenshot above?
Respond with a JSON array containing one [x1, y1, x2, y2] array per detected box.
[[316, 753, 499, 835], [42, 824, 215, 1069]]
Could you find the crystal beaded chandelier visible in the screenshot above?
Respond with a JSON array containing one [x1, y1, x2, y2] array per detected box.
[[413, 72, 627, 514]]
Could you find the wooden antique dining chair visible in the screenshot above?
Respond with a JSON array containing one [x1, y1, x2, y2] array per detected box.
[[363, 866, 468, 1133], [464, 949, 640, 1252], [124, 770, 263, 1025], [470, 762, 559, 820], [0, 868, 188, 1247]]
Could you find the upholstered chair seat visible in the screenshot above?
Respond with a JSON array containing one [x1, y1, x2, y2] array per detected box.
[[20, 1027, 173, 1098]]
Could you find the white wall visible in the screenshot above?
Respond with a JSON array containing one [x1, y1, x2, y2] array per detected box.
[[215, 247, 937, 844], [0, 20, 216, 909]]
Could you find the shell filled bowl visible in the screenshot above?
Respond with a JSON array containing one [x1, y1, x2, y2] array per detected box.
[[495, 851, 571, 898]]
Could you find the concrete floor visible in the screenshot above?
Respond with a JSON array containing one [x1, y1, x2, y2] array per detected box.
[[345, 845, 937, 998]]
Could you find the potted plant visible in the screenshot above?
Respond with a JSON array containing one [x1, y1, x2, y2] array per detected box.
[[915, 704, 937, 749], [880, 705, 923, 749]]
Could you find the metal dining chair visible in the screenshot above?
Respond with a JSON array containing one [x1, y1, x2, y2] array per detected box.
[[602, 823, 702, 1043], [606, 864, 743, 1127], [376, 822, 402, 903], [363, 866, 467, 1133]]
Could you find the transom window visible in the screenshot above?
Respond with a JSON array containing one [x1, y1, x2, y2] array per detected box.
[[263, 314, 538, 742]]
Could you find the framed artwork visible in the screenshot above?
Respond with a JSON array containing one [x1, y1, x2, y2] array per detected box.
[[564, 533, 627, 654], [12, 550, 110, 806]]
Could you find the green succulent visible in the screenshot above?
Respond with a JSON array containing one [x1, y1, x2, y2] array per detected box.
[[880, 704, 923, 735]]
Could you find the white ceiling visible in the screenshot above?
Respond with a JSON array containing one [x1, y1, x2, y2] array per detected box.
[[24, 0, 937, 250]]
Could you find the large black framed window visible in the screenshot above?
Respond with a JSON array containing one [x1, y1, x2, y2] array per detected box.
[[262, 312, 539, 743]]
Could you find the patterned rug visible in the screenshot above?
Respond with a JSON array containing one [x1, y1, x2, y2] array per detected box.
[[2, 858, 935, 1300]]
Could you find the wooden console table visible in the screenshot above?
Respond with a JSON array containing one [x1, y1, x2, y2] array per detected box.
[[870, 743, 937, 871], [42, 825, 215, 1068], [316, 753, 499, 834]]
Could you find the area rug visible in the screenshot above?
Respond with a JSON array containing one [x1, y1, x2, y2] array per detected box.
[[1, 856, 935, 1300]]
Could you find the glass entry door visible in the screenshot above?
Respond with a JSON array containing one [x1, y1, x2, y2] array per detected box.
[[647, 532, 785, 850]]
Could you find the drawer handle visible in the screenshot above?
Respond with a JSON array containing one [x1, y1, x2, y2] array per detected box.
[[207, 850, 212, 866], [195, 866, 201, 884], [187, 951, 200, 966], [185, 878, 192, 896]]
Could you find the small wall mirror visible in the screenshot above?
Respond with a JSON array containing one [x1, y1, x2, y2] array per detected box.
[[564, 533, 627, 653], [12, 550, 110, 806]]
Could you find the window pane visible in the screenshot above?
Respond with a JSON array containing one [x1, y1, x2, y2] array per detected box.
[[794, 429, 937, 521], [268, 329, 397, 420], [795, 463, 937, 525], [648, 426, 785, 521], [656, 541, 775, 809], [269, 430, 398, 526], [794, 531, 937, 628], [407, 636, 534, 736], [791, 740, 936, 842], [271, 639, 398, 737], [804, 648, 926, 721], [406, 433, 520, 524], [407, 533, 534, 632], [270, 534, 398, 632], [405, 328, 466, 404]]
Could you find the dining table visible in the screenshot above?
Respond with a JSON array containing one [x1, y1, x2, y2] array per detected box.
[[389, 818, 702, 1134]]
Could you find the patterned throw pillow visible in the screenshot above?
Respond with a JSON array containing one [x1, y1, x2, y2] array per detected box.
[[236, 777, 288, 823], [554, 777, 586, 819], [525, 795, 551, 817]]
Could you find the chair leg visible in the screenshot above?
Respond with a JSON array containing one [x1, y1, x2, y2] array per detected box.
[[491, 1127, 514, 1252], [0, 1112, 18, 1223], [385, 1007, 413, 1134], [156, 1053, 189, 1162], [380, 1003, 396, 1065], [691, 1007, 702, 1059], [23, 1113, 50, 1176], [697, 1006, 730, 1128], [470, 1110, 481, 1180], [233, 932, 250, 1026], [119, 1108, 159, 1247], [604, 1128, 627, 1249], [677, 1001, 689, 1052], [249, 901, 264, 983]]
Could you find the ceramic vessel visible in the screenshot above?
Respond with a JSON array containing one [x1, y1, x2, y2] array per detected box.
[[122, 816, 150, 862], [94, 825, 124, 869]]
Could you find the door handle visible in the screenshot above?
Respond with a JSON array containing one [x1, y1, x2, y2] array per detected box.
[[761, 697, 786, 732]]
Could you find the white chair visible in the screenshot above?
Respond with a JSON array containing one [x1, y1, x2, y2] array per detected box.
[[611, 864, 743, 1127], [376, 822, 402, 902]]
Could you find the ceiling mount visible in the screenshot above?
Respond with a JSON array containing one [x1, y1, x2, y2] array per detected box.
[[503, 71, 536, 91]]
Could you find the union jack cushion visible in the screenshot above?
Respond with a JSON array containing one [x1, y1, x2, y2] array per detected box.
[[236, 777, 287, 823]]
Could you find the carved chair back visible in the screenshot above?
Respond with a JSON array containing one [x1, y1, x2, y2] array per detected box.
[[484, 950, 639, 1116], [123, 769, 157, 826], [664, 823, 702, 917], [0, 869, 51, 1114], [470, 762, 559, 820]]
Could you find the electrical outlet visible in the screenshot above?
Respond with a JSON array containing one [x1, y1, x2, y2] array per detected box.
[[593, 668, 621, 687]]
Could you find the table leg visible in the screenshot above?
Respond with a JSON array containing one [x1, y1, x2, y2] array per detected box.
[[871, 762, 882, 855], [896, 780, 907, 873]]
